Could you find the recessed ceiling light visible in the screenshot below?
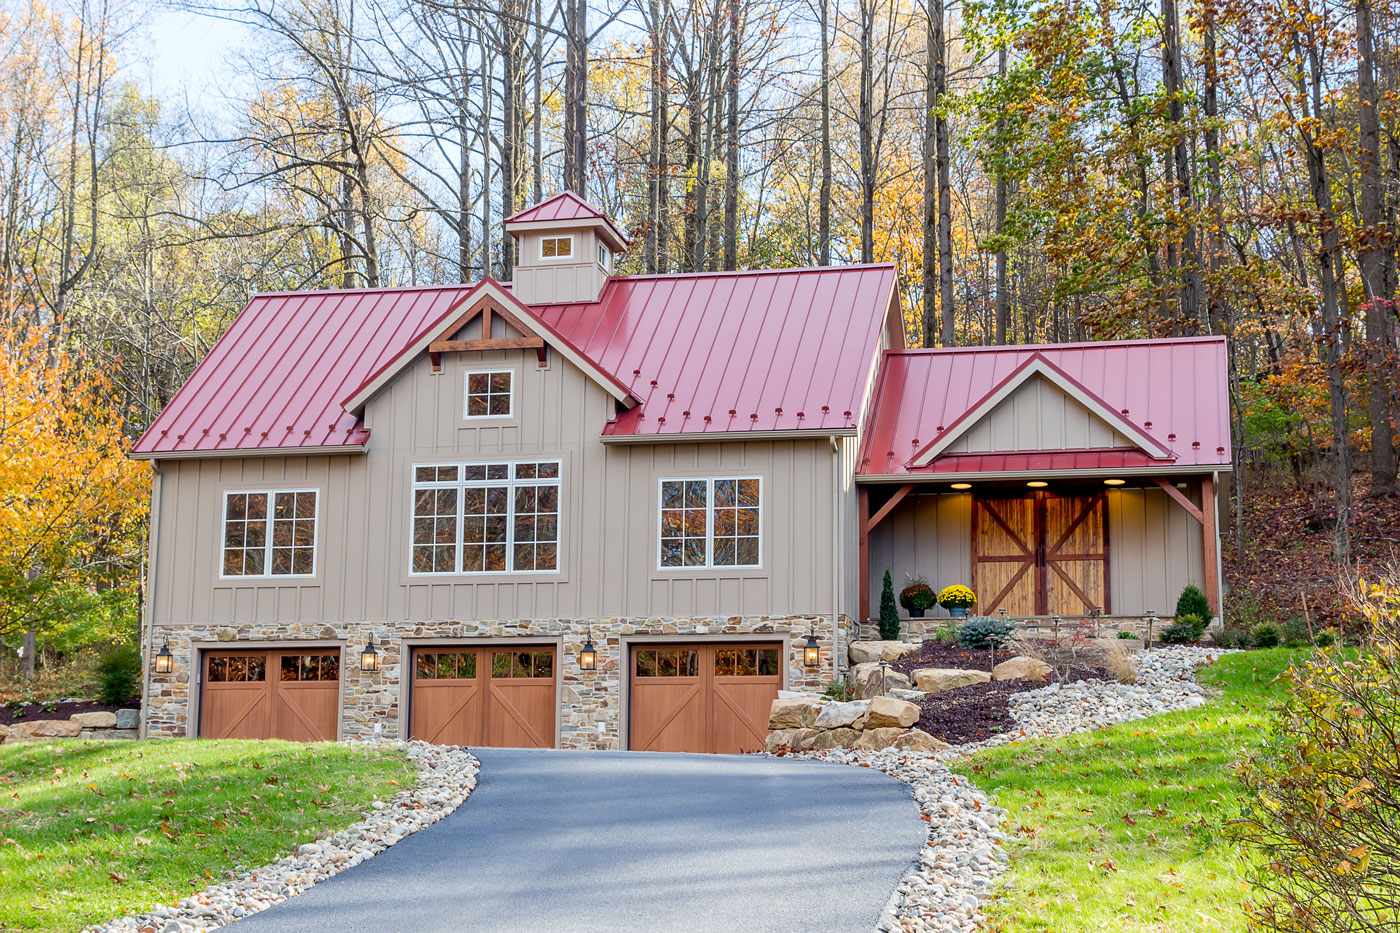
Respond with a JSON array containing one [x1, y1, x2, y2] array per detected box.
[[1104, 478, 1126, 486], [951, 482, 972, 490], [1027, 480, 1048, 488]]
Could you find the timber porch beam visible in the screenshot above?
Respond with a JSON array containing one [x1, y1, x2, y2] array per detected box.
[[857, 483, 918, 622], [1151, 476, 1204, 524]]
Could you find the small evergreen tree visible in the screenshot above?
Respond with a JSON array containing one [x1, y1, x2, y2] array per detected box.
[[1175, 583, 1212, 621], [879, 569, 900, 641]]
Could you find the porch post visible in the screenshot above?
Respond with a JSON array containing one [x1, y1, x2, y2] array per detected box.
[[858, 485, 870, 625], [1201, 474, 1220, 617]]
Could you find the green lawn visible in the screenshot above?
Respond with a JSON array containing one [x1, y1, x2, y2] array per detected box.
[[952, 649, 1302, 933], [0, 739, 414, 933]]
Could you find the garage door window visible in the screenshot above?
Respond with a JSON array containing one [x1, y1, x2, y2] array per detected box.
[[279, 654, 340, 681], [714, 647, 780, 676], [416, 651, 477, 680], [634, 647, 699, 677], [207, 655, 266, 682], [222, 490, 318, 578], [492, 650, 554, 678], [658, 477, 761, 569], [411, 460, 561, 575]]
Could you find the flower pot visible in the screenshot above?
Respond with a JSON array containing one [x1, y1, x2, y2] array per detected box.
[[909, 608, 926, 618], [948, 607, 966, 619]]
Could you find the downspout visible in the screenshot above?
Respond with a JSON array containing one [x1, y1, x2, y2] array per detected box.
[[138, 460, 162, 740], [830, 435, 841, 682]]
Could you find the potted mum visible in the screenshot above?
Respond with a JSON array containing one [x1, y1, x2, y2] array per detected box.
[[899, 575, 937, 618], [938, 584, 977, 618]]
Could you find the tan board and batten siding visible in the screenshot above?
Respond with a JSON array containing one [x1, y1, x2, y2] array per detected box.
[[866, 486, 1207, 619], [147, 344, 856, 628], [944, 373, 1131, 454]]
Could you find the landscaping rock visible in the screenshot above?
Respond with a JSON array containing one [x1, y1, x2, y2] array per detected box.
[[767, 697, 820, 730], [12, 719, 81, 738], [115, 709, 140, 730], [850, 662, 912, 698], [865, 695, 921, 729], [814, 700, 869, 729], [71, 711, 118, 728], [912, 668, 991, 693], [991, 656, 1051, 682], [891, 728, 950, 752], [853, 727, 907, 750], [764, 729, 799, 752], [848, 640, 922, 664], [809, 727, 858, 749], [0, 723, 8, 739]]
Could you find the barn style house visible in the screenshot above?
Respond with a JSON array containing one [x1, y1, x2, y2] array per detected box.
[[132, 192, 1231, 754]]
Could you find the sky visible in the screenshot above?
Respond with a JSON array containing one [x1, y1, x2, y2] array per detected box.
[[137, 8, 247, 117]]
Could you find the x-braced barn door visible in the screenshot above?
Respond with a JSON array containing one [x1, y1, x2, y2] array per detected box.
[[972, 492, 1109, 616]]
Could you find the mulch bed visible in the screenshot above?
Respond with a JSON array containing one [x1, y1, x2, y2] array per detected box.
[[2, 698, 136, 724], [885, 639, 1111, 745]]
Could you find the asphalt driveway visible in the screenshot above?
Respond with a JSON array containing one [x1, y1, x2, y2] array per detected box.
[[232, 747, 925, 933]]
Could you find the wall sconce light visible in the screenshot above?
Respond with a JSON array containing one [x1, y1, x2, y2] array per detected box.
[[154, 639, 174, 674], [579, 633, 598, 672], [803, 627, 821, 668], [361, 635, 381, 672]]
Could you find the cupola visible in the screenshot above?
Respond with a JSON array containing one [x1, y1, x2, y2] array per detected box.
[[503, 192, 629, 305]]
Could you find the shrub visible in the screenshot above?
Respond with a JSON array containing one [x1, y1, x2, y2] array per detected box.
[[898, 578, 937, 614], [878, 569, 900, 641], [1212, 625, 1254, 649], [1252, 623, 1282, 648], [94, 643, 141, 706], [1158, 621, 1198, 644], [823, 678, 859, 701], [1174, 582, 1212, 623], [1315, 627, 1336, 648], [1176, 613, 1208, 638], [1116, 629, 1137, 639], [1096, 638, 1137, 684], [1228, 571, 1400, 933], [958, 615, 1016, 649], [937, 584, 977, 610], [934, 624, 960, 646]]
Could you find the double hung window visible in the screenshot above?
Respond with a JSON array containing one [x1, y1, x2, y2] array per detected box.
[[412, 461, 561, 574]]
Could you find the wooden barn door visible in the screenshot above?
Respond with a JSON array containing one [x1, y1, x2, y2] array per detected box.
[[972, 492, 1109, 615], [971, 498, 1039, 615]]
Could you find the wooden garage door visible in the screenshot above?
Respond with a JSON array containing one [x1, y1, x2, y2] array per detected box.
[[629, 643, 782, 754], [200, 650, 340, 741], [409, 646, 556, 748], [972, 491, 1109, 615]]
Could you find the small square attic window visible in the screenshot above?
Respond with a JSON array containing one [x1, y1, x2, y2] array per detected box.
[[541, 235, 572, 259]]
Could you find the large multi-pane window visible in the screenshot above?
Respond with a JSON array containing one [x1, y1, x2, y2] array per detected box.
[[222, 490, 318, 577], [411, 461, 561, 574], [658, 477, 761, 569], [464, 370, 512, 418]]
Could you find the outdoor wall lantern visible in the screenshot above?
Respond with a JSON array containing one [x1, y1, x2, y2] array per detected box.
[[154, 639, 174, 674], [361, 635, 381, 673], [579, 633, 598, 672], [803, 627, 821, 668]]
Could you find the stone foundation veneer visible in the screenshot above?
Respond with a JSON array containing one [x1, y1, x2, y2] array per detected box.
[[854, 615, 1197, 642], [145, 615, 850, 748]]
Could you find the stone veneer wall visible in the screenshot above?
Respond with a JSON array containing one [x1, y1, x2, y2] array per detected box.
[[853, 615, 1192, 642], [145, 615, 851, 749]]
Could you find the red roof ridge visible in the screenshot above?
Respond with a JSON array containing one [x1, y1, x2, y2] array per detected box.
[[886, 334, 1226, 355], [607, 262, 897, 284], [242, 282, 497, 301]]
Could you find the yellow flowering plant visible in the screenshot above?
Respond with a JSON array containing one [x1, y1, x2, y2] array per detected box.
[[937, 584, 977, 609]]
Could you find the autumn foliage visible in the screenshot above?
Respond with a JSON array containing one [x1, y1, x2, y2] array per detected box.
[[0, 327, 149, 641]]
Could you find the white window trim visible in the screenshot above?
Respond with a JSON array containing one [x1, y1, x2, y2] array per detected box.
[[598, 243, 609, 271], [539, 234, 574, 261], [462, 366, 515, 420], [409, 459, 563, 578], [655, 476, 763, 571], [218, 488, 320, 580]]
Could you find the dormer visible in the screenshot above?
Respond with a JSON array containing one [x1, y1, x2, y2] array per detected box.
[[504, 192, 629, 305]]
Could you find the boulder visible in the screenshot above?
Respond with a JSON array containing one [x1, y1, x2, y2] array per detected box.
[[911, 668, 991, 693], [71, 711, 117, 728], [992, 656, 1051, 682], [853, 727, 908, 750], [11, 719, 80, 738], [115, 709, 141, 730], [849, 662, 912, 699], [768, 697, 821, 730], [848, 641, 921, 665], [810, 727, 859, 750], [765, 729, 799, 752], [865, 695, 921, 729], [0, 723, 8, 739], [814, 700, 869, 729], [892, 728, 951, 752]]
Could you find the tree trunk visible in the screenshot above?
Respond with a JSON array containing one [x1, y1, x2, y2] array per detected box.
[[21, 630, 35, 679], [563, 0, 588, 195], [858, 0, 875, 264], [1161, 0, 1200, 329], [646, 0, 663, 272], [933, 0, 954, 345], [722, 0, 741, 270], [1358, 0, 1399, 495], [994, 45, 1009, 345], [819, 0, 832, 266]]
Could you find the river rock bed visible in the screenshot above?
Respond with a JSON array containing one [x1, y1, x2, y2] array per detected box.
[[83, 741, 479, 933], [777, 645, 1233, 932]]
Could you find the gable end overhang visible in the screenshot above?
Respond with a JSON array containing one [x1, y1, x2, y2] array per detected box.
[[340, 278, 639, 416], [906, 352, 1176, 468], [130, 442, 371, 462]]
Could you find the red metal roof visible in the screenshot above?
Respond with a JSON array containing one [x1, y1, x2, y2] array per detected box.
[[132, 264, 900, 457], [858, 337, 1231, 477], [531, 265, 900, 437], [503, 191, 630, 247]]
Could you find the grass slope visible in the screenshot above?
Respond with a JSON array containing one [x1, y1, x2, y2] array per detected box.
[[0, 739, 414, 933], [952, 649, 1299, 933]]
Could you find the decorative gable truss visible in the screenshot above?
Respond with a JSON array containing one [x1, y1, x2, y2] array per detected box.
[[906, 352, 1176, 469], [340, 278, 639, 416]]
